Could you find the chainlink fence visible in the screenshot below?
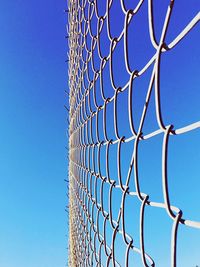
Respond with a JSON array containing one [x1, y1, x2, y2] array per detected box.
[[66, 0, 200, 266]]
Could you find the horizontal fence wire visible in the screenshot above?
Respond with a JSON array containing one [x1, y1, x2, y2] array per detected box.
[[67, 0, 200, 266]]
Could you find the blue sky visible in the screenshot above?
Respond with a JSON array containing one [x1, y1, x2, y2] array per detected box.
[[0, 0, 68, 267], [0, 0, 199, 267]]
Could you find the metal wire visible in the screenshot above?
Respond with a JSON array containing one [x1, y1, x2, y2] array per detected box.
[[67, 0, 200, 266]]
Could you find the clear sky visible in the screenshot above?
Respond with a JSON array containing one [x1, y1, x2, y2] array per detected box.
[[0, 0, 199, 267], [0, 0, 68, 267]]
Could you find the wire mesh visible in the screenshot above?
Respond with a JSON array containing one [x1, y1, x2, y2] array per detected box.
[[67, 0, 200, 266]]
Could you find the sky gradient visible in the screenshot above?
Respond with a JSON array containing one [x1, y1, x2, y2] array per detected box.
[[0, 1, 68, 267]]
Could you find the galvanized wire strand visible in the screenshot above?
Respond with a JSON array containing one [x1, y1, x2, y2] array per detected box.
[[67, 0, 200, 266]]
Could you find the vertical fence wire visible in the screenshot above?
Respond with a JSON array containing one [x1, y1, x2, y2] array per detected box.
[[67, 0, 200, 266]]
